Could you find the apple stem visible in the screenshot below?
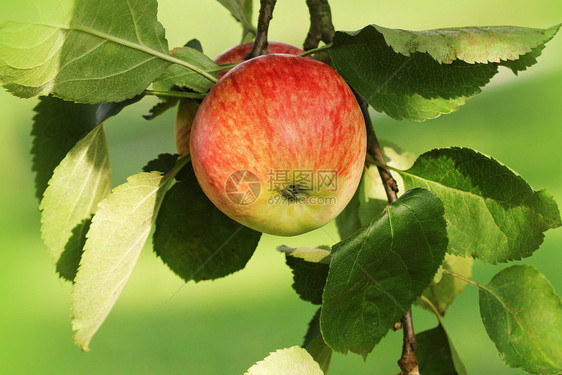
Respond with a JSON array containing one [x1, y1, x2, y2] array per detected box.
[[358, 95, 420, 375], [304, 0, 335, 51], [246, 0, 278, 59]]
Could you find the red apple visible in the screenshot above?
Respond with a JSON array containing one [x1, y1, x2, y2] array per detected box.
[[190, 54, 367, 236], [175, 42, 304, 156], [175, 99, 198, 156]]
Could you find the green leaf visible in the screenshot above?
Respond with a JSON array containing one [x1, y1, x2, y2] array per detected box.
[[241, 0, 253, 32], [479, 265, 562, 374], [40, 125, 111, 282], [216, 0, 256, 40], [142, 153, 179, 174], [31, 95, 140, 201], [372, 24, 560, 65], [327, 24, 560, 121], [72, 157, 188, 350], [245, 346, 324, 375], [321, 188, 448, 357], [304, 309, 322, 347], [32, 95, 140, 281], [32, 97, 96, 200], [55, 217, 93, 281], [0, 0, 215, 103], [281, 246, 330, 305], [277, 245, 331, 264], [143, 97, 179, 121], [416, 323, 468, 375], [303, 309, 332, 374], [153, 47, 219, 94], [184, 38, 204, 53], [143, 38, 203, 121], [398, 147, 562, 263], [419, 254, 473, 316], [152, 164, 261, 282]]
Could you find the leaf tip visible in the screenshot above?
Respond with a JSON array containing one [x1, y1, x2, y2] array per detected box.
[[72, 329, 91, 352], [548, 23, 562, 36]]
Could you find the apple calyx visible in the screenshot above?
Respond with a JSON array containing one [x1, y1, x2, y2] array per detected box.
[[280, 184, 307, 202]]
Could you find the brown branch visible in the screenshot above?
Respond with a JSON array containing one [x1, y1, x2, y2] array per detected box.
[[359, 97, 398, 203], [303, 0, 335, 50], [358, 96, 419, 375], [398, 311, 419, 375], [245, 0, 277, 59]]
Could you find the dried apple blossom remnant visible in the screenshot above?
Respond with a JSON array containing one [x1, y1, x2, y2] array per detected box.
[[225, 169, 339, 206]]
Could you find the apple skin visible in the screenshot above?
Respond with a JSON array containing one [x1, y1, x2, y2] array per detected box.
[[175, 42, 303, 156], [175, 99, 198, 156], [190, 54, 366, 236]]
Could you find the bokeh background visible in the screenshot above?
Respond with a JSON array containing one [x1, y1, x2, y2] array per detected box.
[[1, 0, 561, 373]]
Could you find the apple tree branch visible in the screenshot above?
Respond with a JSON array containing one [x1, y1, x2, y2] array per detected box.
[[246, 0, 278, 59], [303, 0, 335, 50], [358, 96, 420, 375]]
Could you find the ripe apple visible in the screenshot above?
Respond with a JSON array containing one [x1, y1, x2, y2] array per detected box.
[[175, 99, 198, 156], [190, 54, 367, 236], [174, 41, 304, 156]]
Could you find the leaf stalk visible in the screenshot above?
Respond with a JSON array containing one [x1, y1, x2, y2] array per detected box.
[[143, 90, 206, 100], [299, 44, 333, 57]]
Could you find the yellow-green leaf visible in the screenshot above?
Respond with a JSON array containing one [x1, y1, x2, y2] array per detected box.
[[40, 124, 111, 281], [72, 157, 188, 350]]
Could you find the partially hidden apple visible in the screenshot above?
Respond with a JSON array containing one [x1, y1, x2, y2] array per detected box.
[[174, 41, 304, 156], [214, 40, 305, 65], [190, 53, 367, 236], [175, 99, 198, 156]]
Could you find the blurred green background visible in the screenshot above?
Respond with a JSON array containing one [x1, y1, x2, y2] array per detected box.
[[1, 0, 561, 374]]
